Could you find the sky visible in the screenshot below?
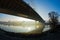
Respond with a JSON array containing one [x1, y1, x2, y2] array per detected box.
[[0, 0, 60, 21], [24, 0, 60, 21], [0, 13, 35, 21]]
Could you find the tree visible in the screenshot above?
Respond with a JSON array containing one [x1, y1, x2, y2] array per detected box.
[[48, 11, 59, 31]]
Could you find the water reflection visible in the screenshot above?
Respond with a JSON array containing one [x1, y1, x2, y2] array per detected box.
[[0, 21, 43, 34], [0, 13, 44, 34]]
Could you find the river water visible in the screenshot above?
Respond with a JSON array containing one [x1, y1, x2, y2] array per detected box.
[[0, 24, 51, 33]]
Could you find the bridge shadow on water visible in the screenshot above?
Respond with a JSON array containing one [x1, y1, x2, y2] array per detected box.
[[0, 25, 60, 40]]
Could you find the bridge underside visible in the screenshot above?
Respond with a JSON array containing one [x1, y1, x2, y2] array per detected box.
[[0, 0, 44, 23]]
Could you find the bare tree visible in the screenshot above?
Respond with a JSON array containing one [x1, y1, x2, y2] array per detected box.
[[48, 11, 58, 31]]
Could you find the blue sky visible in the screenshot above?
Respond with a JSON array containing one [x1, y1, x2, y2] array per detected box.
[[0, 0, 60, 21], [24, 0, 60, 21]]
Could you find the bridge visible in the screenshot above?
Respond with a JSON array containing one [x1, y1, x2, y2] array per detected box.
[[0, 0, 45, 23]]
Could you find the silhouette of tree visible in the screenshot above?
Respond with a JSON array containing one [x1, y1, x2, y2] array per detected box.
[[48, 11, 59, 31]]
